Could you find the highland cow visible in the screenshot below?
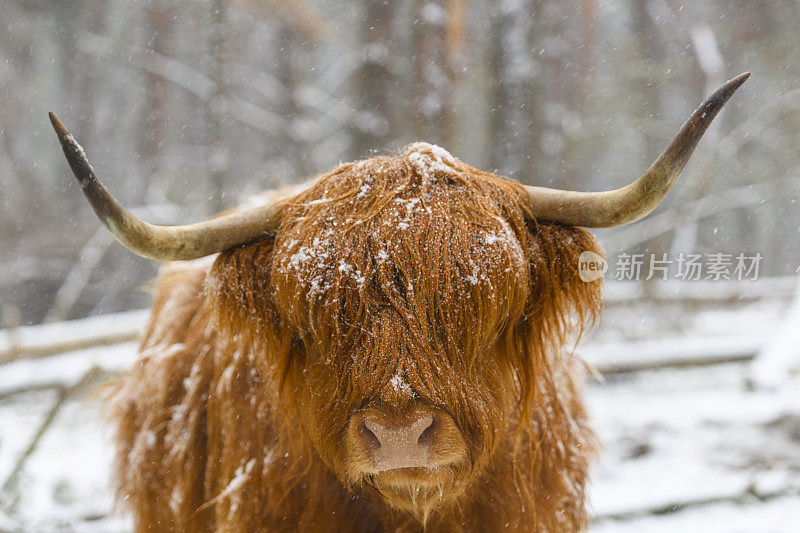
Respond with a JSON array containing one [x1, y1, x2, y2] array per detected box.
[[50, 73, 747, 532]]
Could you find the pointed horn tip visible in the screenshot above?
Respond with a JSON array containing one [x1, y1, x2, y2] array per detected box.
[[695, 72, 750, 117], [728, 71, 751, 89], [48, 111, 70, 140], [713, 72, 750, 102]]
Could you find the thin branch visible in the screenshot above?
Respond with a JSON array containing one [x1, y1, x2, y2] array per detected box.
[[0, 386, 67, 507], [74, 33, 287, 138], [0, 369, 107, 512], [606, 177, 800, 254], [0, 310, 146, 364], [43, 228, 112, 323]]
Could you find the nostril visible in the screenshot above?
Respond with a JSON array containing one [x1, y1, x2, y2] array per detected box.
[[416, 414, 439, 447], [359, 420, 381, 452]]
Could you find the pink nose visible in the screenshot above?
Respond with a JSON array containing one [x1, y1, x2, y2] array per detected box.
[[359, 414, 440, 471]]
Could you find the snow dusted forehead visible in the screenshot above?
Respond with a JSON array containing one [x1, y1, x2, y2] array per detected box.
[[270, 142, 529, 328]]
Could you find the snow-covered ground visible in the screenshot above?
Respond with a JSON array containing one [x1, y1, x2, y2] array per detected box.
[[1, 283, 799, 531]]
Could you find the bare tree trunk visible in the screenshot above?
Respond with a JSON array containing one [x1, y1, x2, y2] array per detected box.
[[630, 0, 665, 168], [411, 0, 454, 148], [139, 0, 174, 205], [275, 22, 313, 178], [52, 0, 92, 219], [206, 0, 230, 213], [668, 22, 725, 258], [630, 0, 670, 297], [487, 0, 541, 181], [580, 0, 596, 99], [351, 0, 397, 158], [537, 1, 581, 189]]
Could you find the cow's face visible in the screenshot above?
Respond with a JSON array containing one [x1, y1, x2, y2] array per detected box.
[[209, 144, 601, 517]]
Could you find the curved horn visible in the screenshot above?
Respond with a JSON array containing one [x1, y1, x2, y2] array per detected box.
[[525, 72, 750, 227], [49, 112, 283, 260]]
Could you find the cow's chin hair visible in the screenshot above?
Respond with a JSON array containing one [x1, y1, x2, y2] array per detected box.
[[349, 462, 472, 523]]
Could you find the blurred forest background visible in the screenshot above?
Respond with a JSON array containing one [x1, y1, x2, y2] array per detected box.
[[2, 0, 799, 326]]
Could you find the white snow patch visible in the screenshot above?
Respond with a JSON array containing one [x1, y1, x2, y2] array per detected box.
[[751, 276, 800, 388], [202, 458, 258, 519], [484, 233, 501, 245], [226, 459, 256, 495], [405, 142, 458, 182], [356, 172, 374, 199], [390, 372, 413, 395], [420, 2, 447, 25]]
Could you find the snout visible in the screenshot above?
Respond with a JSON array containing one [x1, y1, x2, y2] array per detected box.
[[347, 405, 467, 475], [359, 413, 439, 471]]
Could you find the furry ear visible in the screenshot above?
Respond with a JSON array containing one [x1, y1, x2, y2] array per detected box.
[[207, 239, 277, 333], [522, 221, 604, 349], [206, 238, 297, 382]]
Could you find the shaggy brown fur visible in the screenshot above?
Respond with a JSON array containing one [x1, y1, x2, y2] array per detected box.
[[104, 143, 603, 532]]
